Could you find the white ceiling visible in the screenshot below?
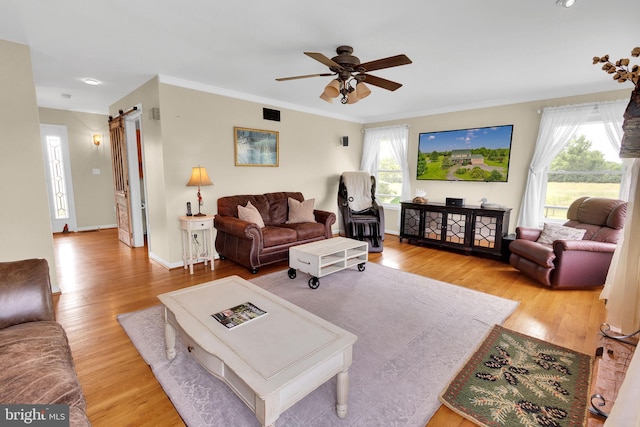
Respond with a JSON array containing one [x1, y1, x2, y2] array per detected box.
[[1, 0, 639, 123]]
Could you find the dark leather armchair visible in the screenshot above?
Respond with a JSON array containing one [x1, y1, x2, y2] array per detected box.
[[509, 197, 627, 289], [0, 259, 90, 426], [338, 172, 384, 253]]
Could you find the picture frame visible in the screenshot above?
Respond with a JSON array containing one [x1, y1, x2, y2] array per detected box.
[[234, 127, 279, 167]]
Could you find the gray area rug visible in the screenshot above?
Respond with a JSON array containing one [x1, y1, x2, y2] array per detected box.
[[118, 263, 519, 427]]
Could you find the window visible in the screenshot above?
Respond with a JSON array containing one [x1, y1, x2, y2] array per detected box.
[[361, 125, 411, 208], [518, 100, 628, 228], [545, 121, 623, 220], [45, 135, 70, 219], [376, 140, 404, 204], [40, 124, 77, 233]]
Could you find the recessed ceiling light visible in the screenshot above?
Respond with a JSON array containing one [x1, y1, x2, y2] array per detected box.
[[82, 78, 101, 85], [556, 0, 576, 7]]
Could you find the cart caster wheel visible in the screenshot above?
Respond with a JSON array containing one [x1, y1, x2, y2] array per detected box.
[[308, 277, 320, 289], [288, 268, 297, 279], [358, 263, 366, 272]]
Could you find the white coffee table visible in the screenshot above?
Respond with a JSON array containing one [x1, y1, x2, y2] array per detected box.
[[288, 237, 368, 289], [157, 275, 357, 427]]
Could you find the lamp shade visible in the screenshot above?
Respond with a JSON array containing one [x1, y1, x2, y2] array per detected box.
[[323, 79, 341, 98], [319, 92, 333, 103], [347, 89, 359, 104], [186, 166, 213, 187], [356, 82, 371, 100]]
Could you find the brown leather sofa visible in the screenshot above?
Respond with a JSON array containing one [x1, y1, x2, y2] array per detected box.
[[0, 259, 90, 426], [509, 197, 627, 289], [215, 192, 336, 273]]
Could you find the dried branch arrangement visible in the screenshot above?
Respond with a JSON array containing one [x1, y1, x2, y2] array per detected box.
[[593, 47, 640, 85]]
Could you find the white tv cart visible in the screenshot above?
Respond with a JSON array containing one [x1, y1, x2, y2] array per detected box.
[[288, 237, 368, 289]]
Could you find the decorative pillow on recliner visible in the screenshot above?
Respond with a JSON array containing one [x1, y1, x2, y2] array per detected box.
[[536, 222, 586, 244], [286, 197, 316, 224], [237, 201, 265, 228]]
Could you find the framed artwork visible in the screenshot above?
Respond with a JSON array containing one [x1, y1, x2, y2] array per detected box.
[[234, 127, 279, 167]]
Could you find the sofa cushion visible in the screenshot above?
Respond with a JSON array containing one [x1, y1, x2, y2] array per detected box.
[[536, 223, 586, 244], [0, 259, 55, 329], [0, 321, 86, 409], [218, 195, 269, 219], [265, 192, 304, 225], [238, 201, 265, 228], [286, 197, 316, 224], [262, 226, 297, 247], [280, 222, 327, 241]]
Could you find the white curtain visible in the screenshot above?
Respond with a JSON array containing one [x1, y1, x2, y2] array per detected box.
[[361, 125, 411, 204], [517, 104, 593, 227], [597, 100, 635, 200], [601, 158, 640, 334]]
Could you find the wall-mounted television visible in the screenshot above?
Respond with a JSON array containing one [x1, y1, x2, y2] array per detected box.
[[416, 124, 513, 182]]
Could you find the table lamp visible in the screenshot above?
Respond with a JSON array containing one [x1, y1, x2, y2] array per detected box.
[[186, 166, 213, 216]]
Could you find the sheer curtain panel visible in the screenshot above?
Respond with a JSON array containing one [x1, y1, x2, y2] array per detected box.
[[361, 125, 411, 204], [517, 104, 593, 228]]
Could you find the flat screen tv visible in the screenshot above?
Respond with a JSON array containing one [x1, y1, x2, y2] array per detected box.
[[416, 124, 513, 182]]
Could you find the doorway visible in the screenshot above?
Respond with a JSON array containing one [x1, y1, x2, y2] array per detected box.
[[124, 106, 147, 247], [40, 124, 77, 233]]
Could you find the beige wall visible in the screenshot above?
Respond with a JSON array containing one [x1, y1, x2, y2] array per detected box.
[[38, 108, 115, 230], [111, 81, 362, 267], [110, 77, 169, 264], [368, 88, 632, 232], [110, 76, 632, 267], [0, 40, 58, 290], [1, 37, 632, 278]]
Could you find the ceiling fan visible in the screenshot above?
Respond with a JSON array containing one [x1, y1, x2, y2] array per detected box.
[[276, 46, 412, 104]]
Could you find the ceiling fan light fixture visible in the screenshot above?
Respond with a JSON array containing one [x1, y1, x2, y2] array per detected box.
[[356, 82, 371, 100], [347, 89, 359, 104], [319, 92, 333, 103], [277, 46, 412, 106], [323, 79, 341, 98]]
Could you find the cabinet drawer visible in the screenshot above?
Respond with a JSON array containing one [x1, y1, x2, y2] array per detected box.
[[183, 218, 213, 230]]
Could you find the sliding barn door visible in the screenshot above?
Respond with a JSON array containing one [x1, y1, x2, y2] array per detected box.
[[109, 116, 133, 247]]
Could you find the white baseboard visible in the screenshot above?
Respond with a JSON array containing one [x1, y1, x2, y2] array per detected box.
[[148, 252, 182, 270], [76, 224, 117, 232]]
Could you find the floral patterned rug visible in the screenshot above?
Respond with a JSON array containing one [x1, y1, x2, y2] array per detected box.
[[440, 325, 592, 427]]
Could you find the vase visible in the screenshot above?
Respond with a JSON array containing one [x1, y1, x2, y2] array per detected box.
[[620, 84, 640, 158]]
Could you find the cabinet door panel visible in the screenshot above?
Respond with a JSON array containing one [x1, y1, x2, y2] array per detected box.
[[423, 210, 443, 241], [444, 212, 468, 246], [402, 208, 422, 238], [473, 214, 499, 249]]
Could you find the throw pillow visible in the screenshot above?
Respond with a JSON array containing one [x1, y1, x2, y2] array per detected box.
[[536, 223, 587, 244], [286, 197, 316, 224], [237, 201, 265, 228]]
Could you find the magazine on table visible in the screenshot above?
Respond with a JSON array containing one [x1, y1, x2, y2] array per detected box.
[[212, 302, 267, 329]]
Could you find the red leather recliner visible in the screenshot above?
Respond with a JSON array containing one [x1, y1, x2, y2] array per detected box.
[[509, 197, 627, 289]]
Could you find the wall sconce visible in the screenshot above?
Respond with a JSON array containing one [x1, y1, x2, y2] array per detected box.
[[92, 134, 102, 147]]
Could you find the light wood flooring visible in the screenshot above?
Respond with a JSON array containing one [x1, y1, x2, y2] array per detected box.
[[52, 229, 606, 426]]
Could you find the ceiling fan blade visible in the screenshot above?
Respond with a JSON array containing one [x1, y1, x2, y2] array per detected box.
[[358, 54, 412, 73], [304, 52, 343, 69], [276, 73, 334, 81], [360, 74, 403, 91]]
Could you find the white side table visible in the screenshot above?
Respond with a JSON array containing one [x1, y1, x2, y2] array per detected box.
[[179, 216, 215, 274]]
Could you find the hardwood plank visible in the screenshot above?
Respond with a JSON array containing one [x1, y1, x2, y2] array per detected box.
[[51, 229, 606, 427]]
